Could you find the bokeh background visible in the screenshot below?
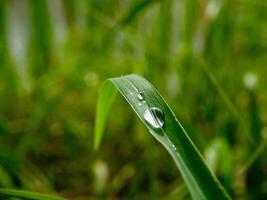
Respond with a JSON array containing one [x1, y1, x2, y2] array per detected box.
[[0, 0, 267, 199]]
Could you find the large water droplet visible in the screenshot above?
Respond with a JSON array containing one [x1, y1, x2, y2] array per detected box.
[[137, 92, 145, 101], [144, 107, 165, 129]]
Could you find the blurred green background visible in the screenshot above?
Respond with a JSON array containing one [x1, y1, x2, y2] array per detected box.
[[0, 0, 267, 199]]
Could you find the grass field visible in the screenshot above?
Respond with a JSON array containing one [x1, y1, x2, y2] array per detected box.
[[0, 0, 266, 199]]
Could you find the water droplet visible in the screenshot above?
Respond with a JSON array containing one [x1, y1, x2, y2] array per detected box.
[[144, 107, 165, 129], [138, 102, 142, 106], [137, 92, 145, 101]]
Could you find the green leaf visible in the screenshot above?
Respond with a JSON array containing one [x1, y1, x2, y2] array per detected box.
[[94, 81, 117, 151], [0, 188, 65, 200], [94, 74, 231, 200]]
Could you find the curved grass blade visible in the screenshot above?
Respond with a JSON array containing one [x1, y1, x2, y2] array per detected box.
[[94, 74, 231, 199], [94, 81, 117, 150], [0, 188, 65, 200], [120, 0, 156, 26]]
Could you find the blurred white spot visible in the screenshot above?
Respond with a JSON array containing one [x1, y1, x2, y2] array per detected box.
[[7, 0, 31, 92], [243, 72, 258, 90], [84, 71, 99, 87], [204, 148, 217, 171], [206, 0, 223, 20], [166, 73, 180, 97], [261, 127, 267, 139], [47, 0, 67, 46], [93, 160, 109, 193]]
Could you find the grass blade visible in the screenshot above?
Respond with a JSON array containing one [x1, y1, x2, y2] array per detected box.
[[0, 188, 65, 200], [94, 81, 117, 150], [94, 74, 231, 199], [120, 0, 156, 26]]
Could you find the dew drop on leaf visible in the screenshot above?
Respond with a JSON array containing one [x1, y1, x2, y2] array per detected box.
[[137, 92, 145, 101], [144, 107, 165, 129]]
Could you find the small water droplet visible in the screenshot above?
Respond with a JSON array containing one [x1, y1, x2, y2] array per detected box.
[[138, 102, 142, 106], [144, 107, 165, 129], [137, 92, 145, 101]]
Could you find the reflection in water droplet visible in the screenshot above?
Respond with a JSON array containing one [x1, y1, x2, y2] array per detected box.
[[144, 107, 165, 129], [137, 92, 145, 101]]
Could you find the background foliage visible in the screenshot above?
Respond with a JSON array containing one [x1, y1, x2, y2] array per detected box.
[[0, 0, 266, 199]]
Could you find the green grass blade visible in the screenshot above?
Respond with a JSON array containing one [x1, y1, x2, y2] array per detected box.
[[0, 188, 65, 200], [94, 74, 231, 200], [120, 0, 155, 26], [94, 81, 117, 150]]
